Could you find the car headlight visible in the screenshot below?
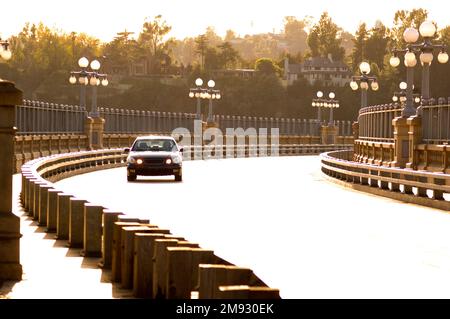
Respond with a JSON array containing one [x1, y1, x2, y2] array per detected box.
[[171, 155, 182, 164], [165, 158, 172, 165], [127, 156, 136, 164], [136, 159, 143, 165]]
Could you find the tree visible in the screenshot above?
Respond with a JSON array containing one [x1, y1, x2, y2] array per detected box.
[[224, 30, 237, 42], [204, 26, 222, 47], [351, 23, 368, 71], [366, 21, 389, 70], [283, 16, 308, 54], [307, 12, 345, 60], [255, 58, 280, 75], [204, 47, 221, 71], [138, 15, 173, 73], [218, 42, 240, 68], [195, 34, 208, 71]]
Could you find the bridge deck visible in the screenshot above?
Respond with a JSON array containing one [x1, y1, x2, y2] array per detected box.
[[52, 156, 450, 298], [4, 156, 450, 298]]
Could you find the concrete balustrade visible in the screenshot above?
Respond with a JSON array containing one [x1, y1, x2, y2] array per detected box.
[[321, 150, 450, 210], [20, 146, 286, 299]]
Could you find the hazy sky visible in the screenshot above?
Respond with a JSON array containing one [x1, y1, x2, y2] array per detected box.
[[1, 0, 448, 42]]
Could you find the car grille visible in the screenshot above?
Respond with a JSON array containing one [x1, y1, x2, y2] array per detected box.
[[143, 158, 166, 165]]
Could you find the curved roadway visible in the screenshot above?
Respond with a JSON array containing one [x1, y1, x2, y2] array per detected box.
[[56, 156, 450, 298]]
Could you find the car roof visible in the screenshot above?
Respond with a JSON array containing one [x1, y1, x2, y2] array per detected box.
[[135, 136, 175, 141]]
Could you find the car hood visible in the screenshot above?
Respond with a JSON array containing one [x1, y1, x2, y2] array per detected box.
[[129, 151, 178, 158]]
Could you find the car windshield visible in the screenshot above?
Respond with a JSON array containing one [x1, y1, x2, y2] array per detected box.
[[131, 139, 177, 152]]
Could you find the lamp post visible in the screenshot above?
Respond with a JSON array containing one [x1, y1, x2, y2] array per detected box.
[[188, 78, 221, 122], [69, 57, 109, 117], [189, 78, 204, 120], [325, 92, 340, 126], [389, 21, 448, 116], [0, 38, 12, 61], [311, 91, 324, 124], [349, 61, 379, 109], [205, 80, 221, 122]]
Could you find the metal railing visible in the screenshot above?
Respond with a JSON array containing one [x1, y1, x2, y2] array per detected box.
[[214, 116, 352, 136], [14, 100, 354, 137], [421, 101, 450, 144], [357, 103, 402, 143], [16, 100, 86, 134]]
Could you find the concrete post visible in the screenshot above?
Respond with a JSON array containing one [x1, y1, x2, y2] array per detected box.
[[153, 239, 199, 299], [99, 210, 123, 269], [391, 116, 410, 168], [68, 198, 88, 248], [320, 125, 338, 145], [198, 265, 253, 299], [406, 116, 422, 170], [120, 225, 157, 289], [82, 203, 104, 257], [47, 189, 62, 232], [38, 185, 53, 226], [91, 117, 105, 149], [111, 221, 141, 282], [133, 233, 168, 298], [32, 180, 47, 219], [56, 193, 73, 239], [0, 80, 23, 280], [166, 248, 215, 299]]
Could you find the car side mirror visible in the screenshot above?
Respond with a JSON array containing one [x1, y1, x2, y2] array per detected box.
[[124, 148, 130, 154], [179, 147, 184, 153]]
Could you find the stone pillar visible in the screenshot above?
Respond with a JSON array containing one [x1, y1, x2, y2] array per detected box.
[[391, 116, 409, 168], [320, 125, 338, 145], [0, 80, 23, 280], [84, 116, 105, 150], [406, 115, 422, 170]]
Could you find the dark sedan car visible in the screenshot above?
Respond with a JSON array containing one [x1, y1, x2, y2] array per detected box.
[[125, 136, 183, 182]]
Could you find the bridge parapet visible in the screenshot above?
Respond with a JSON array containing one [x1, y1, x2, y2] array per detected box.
[[354, 101, 450, 172], [321, 150, 449, 210]]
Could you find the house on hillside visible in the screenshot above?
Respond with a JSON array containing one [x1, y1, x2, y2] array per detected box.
[[284, 55, 352, 87]]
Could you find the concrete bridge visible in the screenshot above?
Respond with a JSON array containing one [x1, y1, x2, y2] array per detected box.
[[1, 80, 449, 299]]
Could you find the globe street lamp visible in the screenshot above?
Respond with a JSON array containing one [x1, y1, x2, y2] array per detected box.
[[393, 82, 421, 105], [390, 21, 448, 116], [69, 57, 108, 117], [189, 78, 221, 122], [349, 61, 379, 108], [189, 78, 204, 120], [0, 38, 12, 61], [311, 91, 325, 124], [205, 80, 221, 122], [325, 92, 340, 126]]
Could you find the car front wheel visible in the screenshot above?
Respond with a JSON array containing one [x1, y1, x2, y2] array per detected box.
[[174, 173, 182, 182], [127, 174, 137, 182]]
